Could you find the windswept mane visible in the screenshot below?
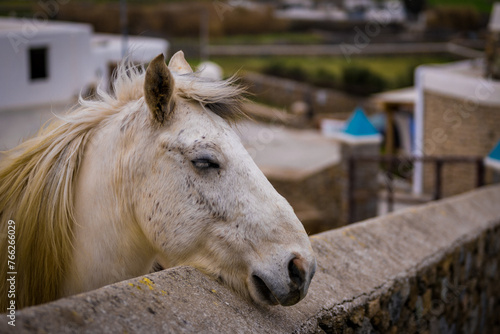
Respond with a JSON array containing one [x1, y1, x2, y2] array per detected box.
[[0, 59, 246, 310], [112, 62, 248, 122]]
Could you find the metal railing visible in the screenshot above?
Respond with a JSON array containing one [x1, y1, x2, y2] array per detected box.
[[348, 155, 485, 223]]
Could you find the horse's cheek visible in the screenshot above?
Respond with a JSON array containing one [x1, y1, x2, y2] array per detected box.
[[143, 181, 199, 258]]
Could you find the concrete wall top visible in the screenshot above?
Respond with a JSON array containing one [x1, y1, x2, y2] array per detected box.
[[3, 185, 500, 333], [237, 121, 341, 181]]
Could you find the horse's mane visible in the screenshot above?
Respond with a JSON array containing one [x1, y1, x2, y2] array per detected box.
[[0, 60, 246, 310]]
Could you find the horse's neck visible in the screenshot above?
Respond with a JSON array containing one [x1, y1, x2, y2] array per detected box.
[[63, 130, 156, 296]]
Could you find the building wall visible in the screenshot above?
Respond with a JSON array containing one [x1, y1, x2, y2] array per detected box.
[[266, 140, 379, 234], [3, 185, 500, 333], [268, 163, 345, 234], [90, 34, 169, 91], [0, 22, 93, 110], [422, 91, 500, 196]]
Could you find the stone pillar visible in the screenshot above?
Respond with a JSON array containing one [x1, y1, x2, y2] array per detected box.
[[338, 137, 381, 224], [325, 108, 383, 224]]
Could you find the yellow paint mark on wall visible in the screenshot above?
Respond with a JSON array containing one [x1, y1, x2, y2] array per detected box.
[[139, 277, 155, 290], [342, 230, 367, 248]]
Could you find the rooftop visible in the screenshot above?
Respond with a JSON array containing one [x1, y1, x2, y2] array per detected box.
[[0, 17, 92, 35], [236, 121, 341, 181], [419, 59, 500, 107], [373, 86, 416, 109], [92, 33, 169, 63]]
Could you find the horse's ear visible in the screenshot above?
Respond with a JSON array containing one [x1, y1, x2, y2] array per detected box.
[[144, 54, 175, 124], [168, 51, 193, 74]]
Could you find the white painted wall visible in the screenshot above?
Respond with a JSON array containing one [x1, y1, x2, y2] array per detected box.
[[0, 18, 169, 111], [91, 34, 169, 91], [0, 19, 93, 110]]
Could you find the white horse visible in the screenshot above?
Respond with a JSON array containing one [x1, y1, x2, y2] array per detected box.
[[0, 51, 316, 310]]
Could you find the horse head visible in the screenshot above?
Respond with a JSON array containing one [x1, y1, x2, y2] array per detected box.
[[72, 52, 316, 307]]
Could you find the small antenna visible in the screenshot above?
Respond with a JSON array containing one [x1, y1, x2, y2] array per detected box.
[[120, 0, 128, 58]]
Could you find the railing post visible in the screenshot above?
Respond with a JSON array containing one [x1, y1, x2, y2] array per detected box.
[[477, 158, 485, 188], [434, 159, 443, 200], [346, 155, 482, 222], [348, 157, 355, 224], [387, 169, 394, 213]]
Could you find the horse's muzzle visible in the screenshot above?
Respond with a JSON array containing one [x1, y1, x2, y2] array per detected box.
[[251, 254, 316, 306]]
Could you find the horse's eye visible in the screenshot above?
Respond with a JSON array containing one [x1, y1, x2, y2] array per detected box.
[[191, 159, 220, 170]]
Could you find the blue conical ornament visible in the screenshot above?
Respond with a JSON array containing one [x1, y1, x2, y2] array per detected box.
[[343, 107, 380, 136], [485, 140, 500, 171], [325, 107, 382, 144]]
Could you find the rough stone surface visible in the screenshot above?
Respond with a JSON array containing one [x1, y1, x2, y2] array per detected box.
[[2, 185, 500, 333], [422, 91, 500, 197]]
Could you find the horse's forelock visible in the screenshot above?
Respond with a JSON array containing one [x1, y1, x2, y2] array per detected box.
[[175, 73, 248, 123], [109, 61, 248, 123]]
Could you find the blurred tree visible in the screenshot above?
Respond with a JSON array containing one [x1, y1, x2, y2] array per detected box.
[[341, 65, 386, 95], [403, 0, 426, 21]]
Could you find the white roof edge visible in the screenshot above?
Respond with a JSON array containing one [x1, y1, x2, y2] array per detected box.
[[90, 33, 169, 64], [0, 17, 93, 36], [485, 157, 500, 171], [419, 60, 500, 107], [92, 33, 169, 44], [325, 131, 382, 145]]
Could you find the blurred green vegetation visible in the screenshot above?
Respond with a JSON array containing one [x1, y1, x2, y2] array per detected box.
[[211, 32, 324, 45], [194, 55, 455, 95], [427, 0, 493, 13], [426, 4, 483, 31]]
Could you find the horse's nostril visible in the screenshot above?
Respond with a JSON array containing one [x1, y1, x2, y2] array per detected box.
[[251, 255, 313, 306], [288, 257, 306, 289], [251, 274, 279, 305]]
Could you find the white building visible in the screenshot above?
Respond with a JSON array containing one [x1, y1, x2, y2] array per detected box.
[[91, 33, 169, 92], [413, 59, 500, 196], [0, 17, 168, 111]]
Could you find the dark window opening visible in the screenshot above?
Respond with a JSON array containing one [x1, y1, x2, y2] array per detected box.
[[29, 47, 48, 81]]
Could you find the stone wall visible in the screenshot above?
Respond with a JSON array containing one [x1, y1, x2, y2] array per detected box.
[[266, 140, 379, 234], [341, 141, 380, 225], [268, 163, 344, 235], [2, 185, 500, 333], [422, 91, 500, 197]]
